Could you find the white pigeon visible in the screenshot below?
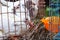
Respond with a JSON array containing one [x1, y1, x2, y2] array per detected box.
[[0, 0, 30, 36], [24, 0, 38, 19], [0, 0, 38, 36]]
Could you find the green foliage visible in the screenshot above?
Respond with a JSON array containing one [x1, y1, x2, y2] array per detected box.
[[45, 7, 60, 17]]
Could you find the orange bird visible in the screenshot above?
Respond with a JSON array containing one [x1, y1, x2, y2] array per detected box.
[[41, 16, 60, 33]]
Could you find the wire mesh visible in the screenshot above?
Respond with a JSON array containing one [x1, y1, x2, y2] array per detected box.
[[0, 0, 29, 40], [0, 0, 60, 40]]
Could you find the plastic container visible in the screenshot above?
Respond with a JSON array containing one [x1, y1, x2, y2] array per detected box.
[[53, 32, 60, 40], [45, 7, 60, 17]]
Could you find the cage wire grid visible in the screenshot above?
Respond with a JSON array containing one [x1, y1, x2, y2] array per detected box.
[[0, 0, 49, 40], [0, 0, 30, 38], [0, 0, 60, 40]]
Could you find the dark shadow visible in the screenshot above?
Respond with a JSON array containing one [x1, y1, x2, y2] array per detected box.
[[5, 0, 19, 2], [45, 0, 49, 7]]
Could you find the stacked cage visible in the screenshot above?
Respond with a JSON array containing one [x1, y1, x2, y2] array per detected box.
[[45, 0, 60, 40]]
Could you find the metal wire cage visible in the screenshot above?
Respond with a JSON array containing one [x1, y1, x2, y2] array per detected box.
[[0, 0, 38, 40], [0, 0, 29, 39], [0, 0, 60, 40]]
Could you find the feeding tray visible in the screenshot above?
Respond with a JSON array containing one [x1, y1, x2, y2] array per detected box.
[[53, 33, 60, 40], [5, 0, 19, 2]]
